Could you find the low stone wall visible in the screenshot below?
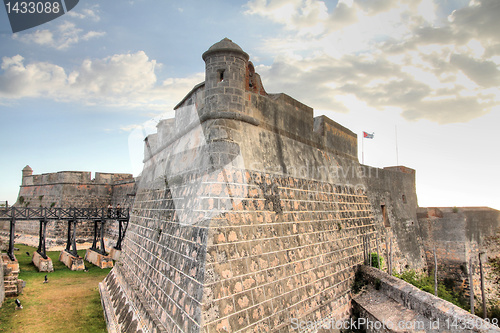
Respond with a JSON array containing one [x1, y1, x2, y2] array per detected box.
[[354, 265, 500, 332]]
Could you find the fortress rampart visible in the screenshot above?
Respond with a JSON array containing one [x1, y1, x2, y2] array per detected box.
[[1, 166, 135, 248], [4, 38, 497, 332], [99, 38, 427, 332]]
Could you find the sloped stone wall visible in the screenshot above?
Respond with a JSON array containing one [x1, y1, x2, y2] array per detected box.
[[99, 38, 427, 332], [99, 103, 421, 332], [102, 165, 383, 332]]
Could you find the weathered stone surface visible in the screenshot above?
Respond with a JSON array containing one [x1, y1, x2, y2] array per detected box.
[[59, 251, 85, 271], [100, 38, 426, 332], [1, 253, 21, 297], [32, 251, 54, 272], [85, 248, 114, 269], [364, 166, 426, 272], [109, 248, 121, 261], [418, 206, 500, 314]]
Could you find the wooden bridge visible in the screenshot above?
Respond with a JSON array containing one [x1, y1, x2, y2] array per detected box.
[[0, 207, 129, 261]]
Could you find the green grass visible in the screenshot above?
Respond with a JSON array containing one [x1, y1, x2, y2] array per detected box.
[[394, 269, 469, 310], [0, 244, 111, 333]]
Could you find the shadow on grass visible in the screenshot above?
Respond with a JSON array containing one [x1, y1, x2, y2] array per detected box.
[[1, 244, 111, 333]]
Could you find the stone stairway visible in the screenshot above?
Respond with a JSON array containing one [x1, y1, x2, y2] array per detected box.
[[1, 253, 21, 297]]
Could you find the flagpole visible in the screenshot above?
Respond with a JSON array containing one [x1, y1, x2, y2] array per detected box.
[[362, 134, 364, 164], [395, 125, 399, 166]]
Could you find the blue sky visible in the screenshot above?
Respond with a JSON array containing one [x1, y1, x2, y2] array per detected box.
[[0, 0, 499, 209]]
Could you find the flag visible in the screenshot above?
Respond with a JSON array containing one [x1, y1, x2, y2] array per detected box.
[[363, 132, 374, 139]]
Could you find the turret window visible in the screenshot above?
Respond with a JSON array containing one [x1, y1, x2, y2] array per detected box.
[[218, 69, 225, 82]]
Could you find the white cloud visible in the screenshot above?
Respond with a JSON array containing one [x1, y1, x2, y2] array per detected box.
[[66, 5, 101, 21], [82, 31, 106, 41], [11, 30, 54, 46], [246, 0, 500, 124], [69, 51, 157, 95], [120, 124, 143, 132], [417, 0, 437, 23], [13, 21, 105, 50], [0, 52, 204, 111], [0, 55, 67, 98], [245, 0, 330, 35]]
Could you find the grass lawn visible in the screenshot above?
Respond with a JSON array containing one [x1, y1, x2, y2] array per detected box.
[[0, 244, 111, 333]]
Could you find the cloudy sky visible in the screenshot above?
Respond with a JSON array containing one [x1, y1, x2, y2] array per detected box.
[[0, 0, 499, 209]]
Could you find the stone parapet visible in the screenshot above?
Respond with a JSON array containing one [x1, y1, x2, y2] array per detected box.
[[354, 265, 500, 333]]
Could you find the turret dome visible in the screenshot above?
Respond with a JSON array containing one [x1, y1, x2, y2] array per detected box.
[[202, 38, 249, 61]]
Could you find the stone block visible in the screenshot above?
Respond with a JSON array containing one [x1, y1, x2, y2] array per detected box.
[[85, 249, 114, 269], [16, 279, 25, 295], [32, 251, 54, 272], [59, 250, 85, 271], [109, 248, 121, 261]]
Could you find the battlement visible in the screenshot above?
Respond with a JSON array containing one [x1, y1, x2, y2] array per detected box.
[[23, 171, 90, 186], [384, 165, 416, 175], [94, 172, 135, 184], [21, 166, 133, 186]]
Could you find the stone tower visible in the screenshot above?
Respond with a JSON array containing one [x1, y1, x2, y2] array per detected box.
[[22, 165, 33, 182], [99, 38, 425, 332], [202, 38, 248, 114]]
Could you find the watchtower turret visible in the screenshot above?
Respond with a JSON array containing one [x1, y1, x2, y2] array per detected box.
[[22, 165, 33, 178], [202, 38, 249, 114], [22, 165, 33, 185]]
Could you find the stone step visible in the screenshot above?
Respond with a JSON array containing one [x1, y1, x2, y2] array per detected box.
[[5, 273, 20, 278], [5, 286, 17, 293], [4, 283, 17, 289], [5, 276, 20, 281]]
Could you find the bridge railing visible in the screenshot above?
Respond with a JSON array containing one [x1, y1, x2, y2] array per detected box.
[[0, 207, 130, 221], [0, 201, 7, 208], [0, 207, 130, 261]]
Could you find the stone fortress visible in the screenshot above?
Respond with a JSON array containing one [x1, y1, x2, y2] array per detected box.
[[1, 166, 135, 248], [2, 38, 499, 332]]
